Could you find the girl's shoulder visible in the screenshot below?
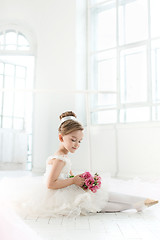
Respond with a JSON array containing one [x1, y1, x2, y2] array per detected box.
[[47, 154, 69, 164]]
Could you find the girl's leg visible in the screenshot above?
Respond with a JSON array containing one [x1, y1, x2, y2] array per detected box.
[[108, 192, 147, 206], [100, 201, 132, 212], [101, 192, 147, 212]]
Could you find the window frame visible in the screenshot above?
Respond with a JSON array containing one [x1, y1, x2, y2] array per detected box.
[[0, 24, 36, 170], [0, 24, 36, 56], [88, 0, 160, 125], [0, 60, 27, 129]]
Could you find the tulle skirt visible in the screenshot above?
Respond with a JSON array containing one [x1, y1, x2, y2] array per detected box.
[[0, 175, 109, 217]]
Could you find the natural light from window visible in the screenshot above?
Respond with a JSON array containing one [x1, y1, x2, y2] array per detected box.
[[89, 0, 160, 124], [0, 29, 34, 169]]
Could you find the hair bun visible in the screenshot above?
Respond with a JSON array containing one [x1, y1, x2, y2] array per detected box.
[[58, 111, 83, 135], [59, 111, 77, 120]]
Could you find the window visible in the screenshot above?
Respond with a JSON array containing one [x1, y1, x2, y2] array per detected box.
[[0, 26, 35, 169], [0, 30, 30, 50], [0, 62, 26, 129], [88, 0, 160, 124]]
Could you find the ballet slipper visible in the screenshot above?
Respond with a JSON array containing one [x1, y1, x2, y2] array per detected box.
[[144, 199, 159, 207], [135, 199, 159, 212]]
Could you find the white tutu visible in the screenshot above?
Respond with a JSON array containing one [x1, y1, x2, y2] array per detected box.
[[0, 155, 109, 217]]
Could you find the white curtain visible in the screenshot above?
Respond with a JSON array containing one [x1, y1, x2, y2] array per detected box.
[[0, 129, 27, 163]]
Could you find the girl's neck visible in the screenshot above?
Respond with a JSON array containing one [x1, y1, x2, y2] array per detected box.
[[55, 144, 69, 156]]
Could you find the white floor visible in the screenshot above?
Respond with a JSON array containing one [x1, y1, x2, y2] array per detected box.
[[1, 170, 160, 240], [23, 207, 160, 240]]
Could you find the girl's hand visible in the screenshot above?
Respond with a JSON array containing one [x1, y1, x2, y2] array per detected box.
[[73, 174, 85, 187]]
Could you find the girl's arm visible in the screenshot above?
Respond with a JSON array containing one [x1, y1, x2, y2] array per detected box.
[[47, 159, 84, 190]]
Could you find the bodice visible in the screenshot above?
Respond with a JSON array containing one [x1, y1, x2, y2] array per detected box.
[[43, 155, 72, 182]]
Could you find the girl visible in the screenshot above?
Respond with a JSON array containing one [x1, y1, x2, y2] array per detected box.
[[0, 111, 158, 217]]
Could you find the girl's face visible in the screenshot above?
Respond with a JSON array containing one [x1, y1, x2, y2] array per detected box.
[[60, 130, 83, 153]]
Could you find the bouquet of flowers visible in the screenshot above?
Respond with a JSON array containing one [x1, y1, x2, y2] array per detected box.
[[69, 172, 101, 193], [81, 172, 101, 193]]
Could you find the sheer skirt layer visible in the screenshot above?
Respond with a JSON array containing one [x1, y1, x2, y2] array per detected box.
[[0, 175, 109, 217]]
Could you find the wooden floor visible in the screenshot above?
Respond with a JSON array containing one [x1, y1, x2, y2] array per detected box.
[[22, 205, 160, 240], [1, 171, 160, 240]]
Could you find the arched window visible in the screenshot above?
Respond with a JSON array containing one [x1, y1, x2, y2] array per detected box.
[[0, 30, 30, 50], [0, 25, 35, 170]]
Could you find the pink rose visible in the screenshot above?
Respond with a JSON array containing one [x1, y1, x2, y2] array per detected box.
[[85, 177, 94, 186], [81, 172, 92, 179]]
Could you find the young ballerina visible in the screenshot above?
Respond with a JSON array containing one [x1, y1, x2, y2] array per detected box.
[[0, 111, 158, 217], [44, 111, 158, 213]]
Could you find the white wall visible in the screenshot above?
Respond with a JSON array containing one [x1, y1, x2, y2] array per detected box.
[[90, 125, 117, 175], [90, 123, 160, 178], [117, 123, 160, 178]]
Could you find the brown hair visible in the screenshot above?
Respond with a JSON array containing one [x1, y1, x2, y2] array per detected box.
[[58, 111, 83, 135]]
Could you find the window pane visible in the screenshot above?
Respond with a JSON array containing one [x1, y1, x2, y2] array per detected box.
[[91, 50, 117, 91], [0, 30, 30, 51], [15, 78, 25, 89], [5, 64, 15, 76], [98, 60, 116, 91], [0, 32, 4, 49], [98, 93, 116, 107], [0, 91, 2, 114], [92, 110, 117, 124], [13, 118, 24, 130], [17, 33, 30, 50], [0, 75, 3, 87], [98, 52, 116, 91], [18, 33, 29, 46], [2, 117, 12, 128], [5, 31, 17, 50], [25, 93, 33, 133], [0, 75, 2, 114], [120, 107, 150, 123], [27, 135, 32, 155], [152, 106, 160, 121], [6, 31, 17, 45], [5, 45, 17, 50], [90, 0, 105, 5], [150, 0, 160, 38], [92, 1, 116, 51], [17, 46, 30, 51], [120, 46, 147, 103], [4, 76, 14, 88], [27, 155, 32, 162], [3, 92, 13, 116], [119, 0, 148, 45], [27, 157, 32, 170], [16, 66, 26, 78], [14, 93, 25, 117], [0, 62, 4, 74], [151, 40, 160, 103]]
